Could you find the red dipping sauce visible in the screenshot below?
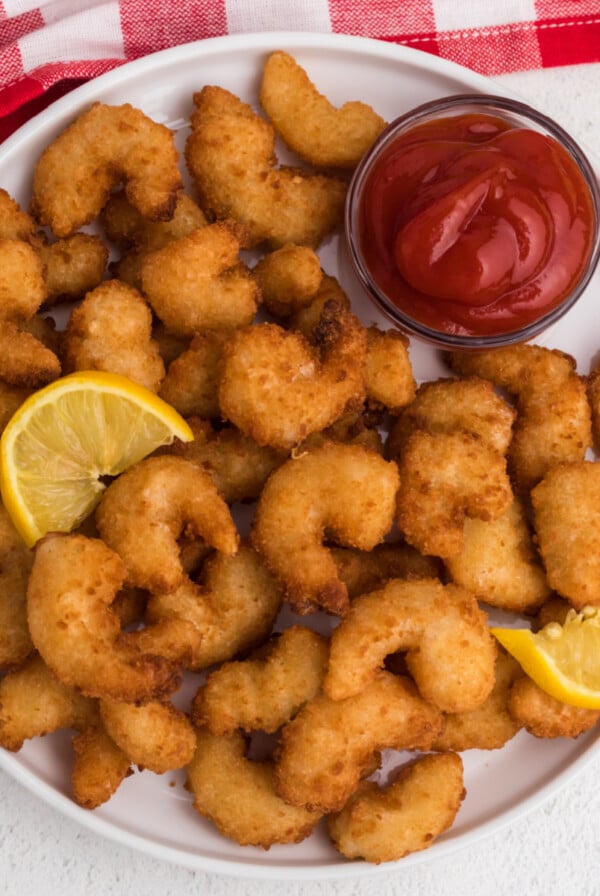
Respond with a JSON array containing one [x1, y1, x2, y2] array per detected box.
[[347, 96, 600, 345]]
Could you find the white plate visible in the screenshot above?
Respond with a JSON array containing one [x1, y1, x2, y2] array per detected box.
[[1, 31, 599, 881]]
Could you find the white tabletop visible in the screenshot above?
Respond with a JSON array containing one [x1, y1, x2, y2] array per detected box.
[[1, 60, 600, 896]]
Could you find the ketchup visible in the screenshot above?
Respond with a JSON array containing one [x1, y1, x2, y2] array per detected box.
[[356, 112, 597, 336]]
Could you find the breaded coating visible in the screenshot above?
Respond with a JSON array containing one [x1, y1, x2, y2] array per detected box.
[[31, 102, 182, 237], [508, 676, 600, 739], [253, 243, 323, 317], [158, 330, 229, 419], [330, 541, 441, 598], [140, 221, 260, 336], [145, 544, 283, 671], [0, 238, 46, 319], [587, 362, 600, 451], [364, 327, 416, 413], [38, 233, 108, 306], [433, 650, 522, 751], [192, 626, 329, 735], [152, 321, 190, 367], [0, 502, 34, 670], [0, 320, 61, 388], [445, 497, 550, 613], [219, 300, 367, 449], [71, 724, 132, 809], [187, 727, 322, 848], [531, 461, 600, 609], [0, 653, 96, 751], [325, 578, 497, 713], [386, 376, 515, 458], [101, 189, 208, 250], [300, 408, 384, 454], [274, 673, 443, 813], [96, 455, 239, 594], [164, 417, 286, 504], [100, 699, 196, 773], [259, 51, 386, 169], [63, 280, 165, 392], [288, 272, 351, 335], [328, 752, 465, 863], [0, 188, 37, 242], [27, 533, 182, 703], [448, 345, 592, 492], [251, 443, 399, 615], [0, 381, 31, 435], [396, 430, 512, 559], [185, 85, 346, 249]]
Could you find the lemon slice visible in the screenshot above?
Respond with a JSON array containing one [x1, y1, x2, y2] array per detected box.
[[491, 607, 600, 709], [0, 371, 193, 547]]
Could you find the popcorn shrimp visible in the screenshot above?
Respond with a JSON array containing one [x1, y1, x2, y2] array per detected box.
[[100, 698, 196, 773], [0, 502, 34, 670], [96, 455, 239, 594], [253, 243, 323, 318], [158, 330, 229, 419], [325, 578, 497, 713], [508, 676, 600, 739], [219, 300, 367, 450], [31, 102, 182, 237], [251, 443, 399, 615], [27, 533, 182, 703]]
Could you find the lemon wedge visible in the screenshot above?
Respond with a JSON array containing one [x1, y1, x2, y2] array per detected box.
[[0, 371, 193, 547], [491, 607, 600, 709]]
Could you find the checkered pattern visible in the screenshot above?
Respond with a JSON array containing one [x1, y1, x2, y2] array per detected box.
[[1, 0, 599, 141]]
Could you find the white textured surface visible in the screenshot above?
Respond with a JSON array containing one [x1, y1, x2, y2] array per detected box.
[[1, 58, 599, 896]]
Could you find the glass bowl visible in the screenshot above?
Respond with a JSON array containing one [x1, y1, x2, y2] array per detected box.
[[345, 94, 600, 350]]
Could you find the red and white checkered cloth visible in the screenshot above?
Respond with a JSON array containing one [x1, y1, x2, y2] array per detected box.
[[1, 0, 599, 142]]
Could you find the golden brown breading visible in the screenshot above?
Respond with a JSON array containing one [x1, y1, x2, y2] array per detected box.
[[187, 727, 322, 848], [158, 330, 229, 419], [395, 430, 512, 559], [219, 300, 367, 450], [325, 578, 497, 713], [101, 188, 208, 251], [327, 752, 465, 863], [62, 280, 165, 392], [445, 497, 550, 613], [0, 320, 61, 388], [31, 102, 182, 237], [0, 188, 37, 242], [364, 326, 416, 413], [140, 221, 260, 336], [508, 675, 600, 739], [100, 699, 196, 773], [447, 345, 592, 492], [0, 238, 46, 320], [192, 626, 328, 735], [386, 376, 515, 458], [185, 85, 346, 249], [432, 650, 522, 751], [288, 273, 351, 335], [253, 243, 323, 318], [0, 381, 31, 435], [0, 502, 34, 670], [39, 233, 108, 306], [274, 673, 443, 813], [259, 51, 386, 169], [145, 544, 283, 672], [251, 443, 399, 615], [330, 541, 442, 598], [71, 724, 132, 809], [531, 461, 600, 609]]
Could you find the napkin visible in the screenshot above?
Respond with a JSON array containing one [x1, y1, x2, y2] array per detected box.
[[1, 0, 599, 141]]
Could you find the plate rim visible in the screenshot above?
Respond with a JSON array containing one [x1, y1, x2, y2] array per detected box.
[[1, 29, 599, 881]]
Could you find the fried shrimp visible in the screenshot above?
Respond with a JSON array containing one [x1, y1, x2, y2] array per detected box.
[[251, 443, 399, 615], [62, 280, 165, 392], [145, 544, 283, 671], [31, 102, 182, 237], [253, 243, 323, 318], [330, 541, 442, 599], [395, 430, 512, 559], [325, 578, 496, 713], [140, 221, 260, 336], [26, 534, 183, 703], [259, 51, 386, 169], [0, 320, 61, 388], [71, 723, 132, 809], [386, 376, 516, 459], [587, 361, 600, 451], [508, 676, 600, 739], [99, 699, 196, 773], [444, 497, 550, 614], [159, 330, 228, 419], [364, 327, 416, 413], [328, 752, 465, 863], [0, 187, 37, 242], [96, 455, 239, 594], [0, 238, 46, 320], [447, 345, 592, 492], [274, 673, 443, 813], [432, 650, 522, 751], [184, 85, 347, 249], [531, 461, 600, 609], [219, 300, 367, 450], [187, 727, 323, 848], [165, 417, 286, 504], [38, 233, 108, 306], [192, 626, 329, 736], [0, 502, 34, 670]]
